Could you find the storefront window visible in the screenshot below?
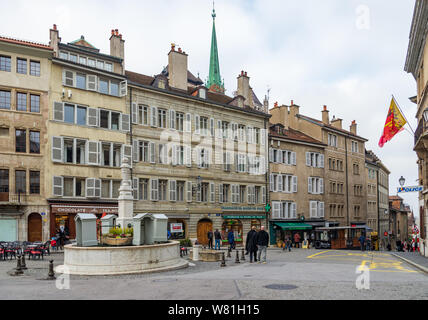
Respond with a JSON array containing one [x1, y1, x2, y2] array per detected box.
[[222, 219, 243, 243], [167, 219, 186, 240], [251, 219, 261, 231]]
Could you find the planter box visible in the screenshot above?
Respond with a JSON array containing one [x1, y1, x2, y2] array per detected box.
[[103, 237, 133, 246]]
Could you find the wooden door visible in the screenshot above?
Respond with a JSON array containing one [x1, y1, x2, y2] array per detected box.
[[28, 213, 42, 242], [197, 220, 212, 245]]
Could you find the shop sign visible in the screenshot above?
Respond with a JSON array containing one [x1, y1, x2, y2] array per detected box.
[[397, 186, 423, 194], [221, 206, 264, 212], [170, 223, 183, 233], [223, 215, 266, 219], [51, 205, 118, 215]]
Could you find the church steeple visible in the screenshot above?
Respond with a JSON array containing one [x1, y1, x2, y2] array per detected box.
[[206, 2, 225, 94]]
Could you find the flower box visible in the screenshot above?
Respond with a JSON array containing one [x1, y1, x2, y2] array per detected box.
[[103, 236, 133, 246]]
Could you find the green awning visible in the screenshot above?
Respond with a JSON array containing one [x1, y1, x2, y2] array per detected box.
[[274, 222, 313, 231]]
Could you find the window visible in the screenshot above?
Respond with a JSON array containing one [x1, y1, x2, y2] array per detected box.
[[310, 201, 325, 218], [306, 152, 324, 168], [102, 180, 111, 198], [17, 58, 27, 74], [17, 93, 27, 111], [97, 60, 104, 70], [237, 153, 246, 172], [139, 141, 150, 163], [176, 112, 184, 132], [0, 56, 11, 72], [15, 170, 26, 194], [105, 63, 113, 72], [15, 129, 26, 153], [64, 70, 74, 86], [222, 184, 230, 203], [69, 54, 77, 63], [111, 112, 120, 130], [76, 106, 87, 126], [75, 139, 86, 164], [29, 131, 40, 154], [159, 180, 167, 201], [110, 81, 119, 96], [75, 178, 85, 197], [0, 169, 9, 193], [239, 186, 246, 204], [328, 133, 337, 147], [238, 125, 245, 141], [29, 171, 40, 194], [100, 110, 109, 129], [112, 181, 120, 199], [79, 56, 87, 65], [59, 51, 68, 60], [30, 95, 40, 113], [272, 201, 297, 219], [63, 139, 74, 164], [351, 141, 359, 153], [99, 78, 109, 94], [101, 143, 112, 166], [88, 58, 96, 68], [76, 73, 87, 90], [139, 105, 149, 126], [138, 179, 149, 200], [158, 109, 167, 128], [64, 104, 75, 124], [308, 177, 324, 194], [29, 60, 40, 76], [222, 121, 229, 139], [353, 163, 360, 175], [200, 117, 209, 136], [177, 181, 185, 202], [0, 90, 11, 109], [201, 183, 209, 202]]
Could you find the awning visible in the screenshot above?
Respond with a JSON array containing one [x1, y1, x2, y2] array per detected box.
[[274, 222, 313, 231]]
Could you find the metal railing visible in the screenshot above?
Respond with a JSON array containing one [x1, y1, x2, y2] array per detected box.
[[0, 192, 27, 204], [415, 118, 425, 146]]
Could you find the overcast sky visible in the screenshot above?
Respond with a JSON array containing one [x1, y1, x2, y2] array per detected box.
[[0, 0, 420, 218]]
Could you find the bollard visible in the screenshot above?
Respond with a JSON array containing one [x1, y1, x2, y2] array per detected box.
[[241, 248, 246, 261], [220, 252, 226, 267], [235, 250, 240, 264], [47, 260, 56, 280], [227, 248, 231, 258], [14, 255, 24, 275], [21, 254, 27, 270]]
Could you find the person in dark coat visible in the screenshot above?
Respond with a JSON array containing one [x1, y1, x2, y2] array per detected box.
[[214, 229, 222, 250], [207, 230, 213, 250], [227, 230, 235, 251], [359, 235, 366, 251], [256, 226, 269, 263], [246, 226, 258, 263]]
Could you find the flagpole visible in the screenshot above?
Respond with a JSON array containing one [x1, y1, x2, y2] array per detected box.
[[392, 94, 415, 134]]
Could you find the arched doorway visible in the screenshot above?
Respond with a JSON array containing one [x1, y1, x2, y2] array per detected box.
[[197, 219, 212, 245], [28, 213, 42, 242]]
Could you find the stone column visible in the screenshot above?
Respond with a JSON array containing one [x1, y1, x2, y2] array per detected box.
[[116, 158, 134, 230]]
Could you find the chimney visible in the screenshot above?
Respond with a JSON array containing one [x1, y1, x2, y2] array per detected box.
[[289, 101, 299, 130], [269, 104, 289, 130], [331, 117, 343, 129], [322, 105, 330, 124], [168, 44, 188, 91], [110, 29, 125, 74], [237, 71, 251, 108], [350, 120, 357, 135], [49, 24, 61, 57]]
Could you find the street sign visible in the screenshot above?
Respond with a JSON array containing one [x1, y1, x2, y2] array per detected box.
[[397, 186, 423, 194]]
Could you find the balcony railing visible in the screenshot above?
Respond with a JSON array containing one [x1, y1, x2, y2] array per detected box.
[[0, 192, 28, 204], [415, 118, 425, 146]]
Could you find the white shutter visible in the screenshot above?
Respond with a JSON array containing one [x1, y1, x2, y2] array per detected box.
[[150, 179, 159, 201], [133, 178, 139, 200], [121, 144, 132, 164], [86, 178, 96, 198], [87, 107, 99, 127], [63, 70, 74, 87], [272, 201, 281, 219], [195, 114, 200, 134], [277, 174, 283, 192], [172, 145, 177, 166], [87, 75, 97, 91], [319, 202, 325, 218], [169, 180, 177, 202], [210, 183, 215, 203], [247, 127, 253, 144], [261, 129, 266, 146], [219, 184, 223, 203], [251, 186, 255, 204], [319, 154, 324, 168], [306, 152, 311, 166], [53, 176, 63, 196], [150, 106, 157, 127], [87, 141, 99, 165], [186, 181, 192, 202], [291, 203, 297, 219], [269, 148, 274, 163], [292, 152, 297, 166], [270, 174, 274, 192], [52, 136, 63, 162], [132, 103, 138, 124], [185, 113, 192, 132], [319, 178, 324, 194], [308, 177, 313, 194], [261, 186, 266, 204], [94, 179, 101, 198], [185, 146, 192, 167], [149, 142, 156, 164], [310, 201, 318, 218], [210, 118, 215, 136], [119, 80, 127, 97], [217, 120, 222, 138], [196, 184, 201, 202], [292, 176, 298, 193], [121, 114, 130, 132], [53, 102, 64, 121], [170, 110, 176, 129], [133, 139, 139, 162]]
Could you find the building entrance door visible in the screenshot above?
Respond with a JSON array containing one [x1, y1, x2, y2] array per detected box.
[[28, 213, 42, 242], [197, 219, 212, 245]]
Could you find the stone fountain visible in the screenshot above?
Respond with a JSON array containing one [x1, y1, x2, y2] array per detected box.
[[55, 158, 188, 275]]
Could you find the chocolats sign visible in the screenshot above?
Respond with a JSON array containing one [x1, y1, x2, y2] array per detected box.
[[51, 205, 118, 215]]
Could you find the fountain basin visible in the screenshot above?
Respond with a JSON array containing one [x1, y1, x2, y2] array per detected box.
[[55, 240, 188, 275]]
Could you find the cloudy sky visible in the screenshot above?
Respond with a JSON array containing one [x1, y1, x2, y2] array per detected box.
[[1, 0, 420, 217]]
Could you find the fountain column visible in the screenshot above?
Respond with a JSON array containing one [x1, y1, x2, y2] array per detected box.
[[116, 157, 134, 230]]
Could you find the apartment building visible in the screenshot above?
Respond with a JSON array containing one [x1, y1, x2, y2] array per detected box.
[[365, 150, 379, 233], [0, 36, 52, 242], [267, 118, 326, 246], [46, 26, 129, 239]]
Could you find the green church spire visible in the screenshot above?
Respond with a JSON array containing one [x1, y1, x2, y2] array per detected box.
[[206, 3, 225, 93]]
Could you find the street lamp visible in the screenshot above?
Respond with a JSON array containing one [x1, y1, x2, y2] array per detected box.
[[399, 176, 406, 187]]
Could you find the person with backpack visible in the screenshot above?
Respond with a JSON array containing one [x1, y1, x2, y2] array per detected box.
[[256, 226, 269, 263]]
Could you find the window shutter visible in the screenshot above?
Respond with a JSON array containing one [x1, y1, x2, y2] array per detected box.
[[261, 186, 266, 204], [217, 120, 222, 138], [119, 80, 127, 97], [219, 184, 223, 203], [94, 179, 101, 198], [150, 179, 159, 201], [196, 184, 201, 202], [63, 70, 74, 87], [87, 75, 97, 91], [261, 129, 266, 146], [235, 154, 239, 172], [133, 178, 139, 200], [278, 174, 283, 192], [319, 202, 325, 218], [310, 201, 317, 218], [319, 178, 324, 194], [53, 102, 64, 121], [87, 141, 99, 165], [292, 176, 298, 193], [132, 103, 138, 124], [247, 127, 253, 144], [319, 154, 324, 168], [278, 150, 283, 164], [185, 113, 192, 132], [306, 152, 311, 166], [292, 152, 297, 166], [52, 136, 63, 162], [291, 203, 297, 219], [186, 181, 192, 202], [149, 142, 156, 164], [86, 178, 95, 198], [210, 183, 215, 203], [169, 180, 176, 202], [270, 174, 274, 192], [272, 201, 281, 219], [87, 107, 99, 127], [172, 145, 177, 166], [133, 139, 139, 162], [210, 118, 215, 136], [121, 144, 132, 165], [121, 114, 130, 132], [195, 115, 200, 134], [150, 106, 157, 127], [308, 177, 313, 194], [185, 146, 192, 167], [53, 176, 63, 196], [170, 110, 176, 129]]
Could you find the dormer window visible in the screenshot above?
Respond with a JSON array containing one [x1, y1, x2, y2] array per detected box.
[[158, 79, 166, 89], [199, 88, 206, 99]]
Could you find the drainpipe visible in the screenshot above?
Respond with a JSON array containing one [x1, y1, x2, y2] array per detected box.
[[265, 119, 269, 233], [345, 136, 349, 226], [129, 87, 133, 182]]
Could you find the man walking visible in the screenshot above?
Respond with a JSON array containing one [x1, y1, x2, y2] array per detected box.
[[214, 229, 222, 250], [359, 234, 366, 251], [294, 233, 301, 248], [207, 229, 213, 250], [256, 226, 269, 264], [227, 229, 235, 252], [246, 226, 258, 263]]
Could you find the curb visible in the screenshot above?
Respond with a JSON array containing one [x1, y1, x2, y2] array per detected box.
[[391, 253, 428, 274]]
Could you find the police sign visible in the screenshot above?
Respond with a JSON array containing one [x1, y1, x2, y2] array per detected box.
[[397, 186, 423, 194]]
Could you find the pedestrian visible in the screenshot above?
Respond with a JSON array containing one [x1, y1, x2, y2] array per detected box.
[[246, 226, 258, 263], [167, 230, 172, 240], [387, 242, 391, 251], [58, 226, 66, 249], [207, 230, 213, 250], [286, 236, 292, 252], [214, 229, 222, 250], [227, 229, 235, 252], [294, 233, 301, 248], [256, 226, 269, 264], [358, 234, 365, 251]]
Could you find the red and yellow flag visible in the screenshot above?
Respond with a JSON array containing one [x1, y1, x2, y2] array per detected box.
[[378, 97, 407, 148]]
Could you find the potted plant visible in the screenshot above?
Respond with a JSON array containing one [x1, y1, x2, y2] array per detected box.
[[103, 227, 133, 246]]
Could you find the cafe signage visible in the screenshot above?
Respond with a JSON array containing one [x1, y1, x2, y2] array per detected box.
[[223, 215, 266, 219], [221, 206, 264, 212], [51, 205, 118, 215]]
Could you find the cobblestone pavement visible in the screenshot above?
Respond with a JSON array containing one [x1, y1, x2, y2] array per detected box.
[[0, 249, 427, 300], [391, 252, 428, 270]]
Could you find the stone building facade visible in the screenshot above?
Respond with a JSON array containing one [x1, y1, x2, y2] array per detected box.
[[0, 36, 52, 242]]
